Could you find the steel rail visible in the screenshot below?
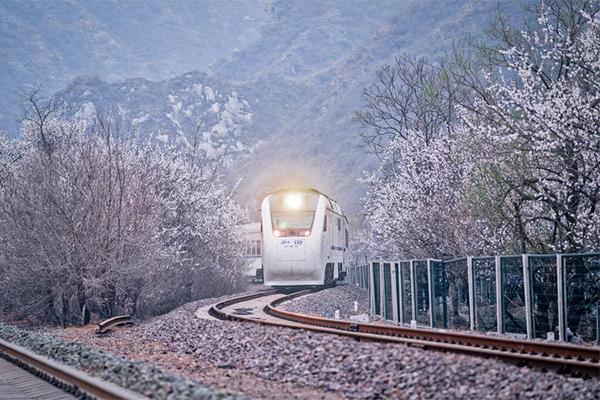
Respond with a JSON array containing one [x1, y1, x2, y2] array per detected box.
[[208, 289, 278, 320], [269, 292, 599, 360], [210, 290, 599, 378], [96, 315, 134, 334], [0, 338, 148, 399]]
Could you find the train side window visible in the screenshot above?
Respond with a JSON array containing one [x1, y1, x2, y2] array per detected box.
[[345, 228, 349, 248], [337, 217, 341, 231], [323, 215, 328, 232], [245, 240, 260, 256]]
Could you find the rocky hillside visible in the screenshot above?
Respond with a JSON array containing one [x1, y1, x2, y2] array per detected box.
[[0, 0, 267, 134], [54, 72, 252, 159]]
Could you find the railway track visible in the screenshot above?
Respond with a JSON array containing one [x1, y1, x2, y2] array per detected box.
[[209, 289, 600, 378], [0, 338, 146, 400]]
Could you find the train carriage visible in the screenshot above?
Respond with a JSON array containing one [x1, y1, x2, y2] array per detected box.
[[242, 222, 263, 282], [260, 188, 350, 287]]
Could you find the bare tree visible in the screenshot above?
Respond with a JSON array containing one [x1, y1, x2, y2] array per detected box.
[[354, 57, 458, 158]]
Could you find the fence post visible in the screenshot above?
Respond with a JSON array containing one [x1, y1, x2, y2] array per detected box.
[[362, 264, 366, 288], [359, 265, 362, 287], [556, 254, 566, 341], [467, 256, 475, 331], [427, 259, 434, 328], [359, 265, 363, 288], [410, 260, 417, 324], [495, 255, 503, 334], [379, 262, 385, 319], [363, 264, 366, 288], [522, 254, 533, 339], [360, 265, 363, 288]]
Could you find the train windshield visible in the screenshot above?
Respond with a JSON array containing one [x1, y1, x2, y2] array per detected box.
[[272, 211, 315, 230], [269, 191, 319, 236]]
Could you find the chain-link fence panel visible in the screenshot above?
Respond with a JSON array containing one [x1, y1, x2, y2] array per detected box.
[[400, 261, 412, 324], [371, 262, 381, 317], [500, 256, 526, 335], [383, 262, 393, 321], [439, 258, 470, 330], [431, 260, 446, 329], [563, 253, 600, 344], [473, 257, 497, 332], [414, 260, 430, 326], [529, 255, 558, 339]]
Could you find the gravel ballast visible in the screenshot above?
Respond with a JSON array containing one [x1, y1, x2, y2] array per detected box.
[[41, 286, 600, 399], [0, 322, 238, 399], [279, 284, 370, 320]]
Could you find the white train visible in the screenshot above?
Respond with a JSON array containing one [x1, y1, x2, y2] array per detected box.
[[260, 188, 350, 287]]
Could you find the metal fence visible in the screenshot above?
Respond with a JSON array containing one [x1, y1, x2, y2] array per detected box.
[[346, 253, 600, 344], [347, 264, 370, 290]]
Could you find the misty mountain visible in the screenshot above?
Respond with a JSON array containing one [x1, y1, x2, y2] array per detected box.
[[217, 0, 532, 218], [8, 0, 532, 218]]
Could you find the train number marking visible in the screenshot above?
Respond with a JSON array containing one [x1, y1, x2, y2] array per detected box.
[[279, 239, 304, 248]]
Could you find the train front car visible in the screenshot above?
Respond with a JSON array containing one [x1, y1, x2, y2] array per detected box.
[[261, 189, 349, 287]]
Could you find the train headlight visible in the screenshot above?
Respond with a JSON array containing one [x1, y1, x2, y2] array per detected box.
[[273, 229, 282, 237], [300, 230, 311, 236], [283, 193, 303, 209]]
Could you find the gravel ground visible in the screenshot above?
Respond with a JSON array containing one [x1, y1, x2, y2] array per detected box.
[[48, 290, 337, 400], [279, 284, 370, 320], [0, 322, 238, 399], [43, 286, 600, 400]]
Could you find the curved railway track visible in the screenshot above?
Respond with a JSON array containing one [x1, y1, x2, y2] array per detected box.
[[209, 289, 600, 378], [0, 338, 146, 400]]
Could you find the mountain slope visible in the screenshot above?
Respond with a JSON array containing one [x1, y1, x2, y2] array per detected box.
[[49, 0, 532, 218], [215, 0, 533, 217]]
